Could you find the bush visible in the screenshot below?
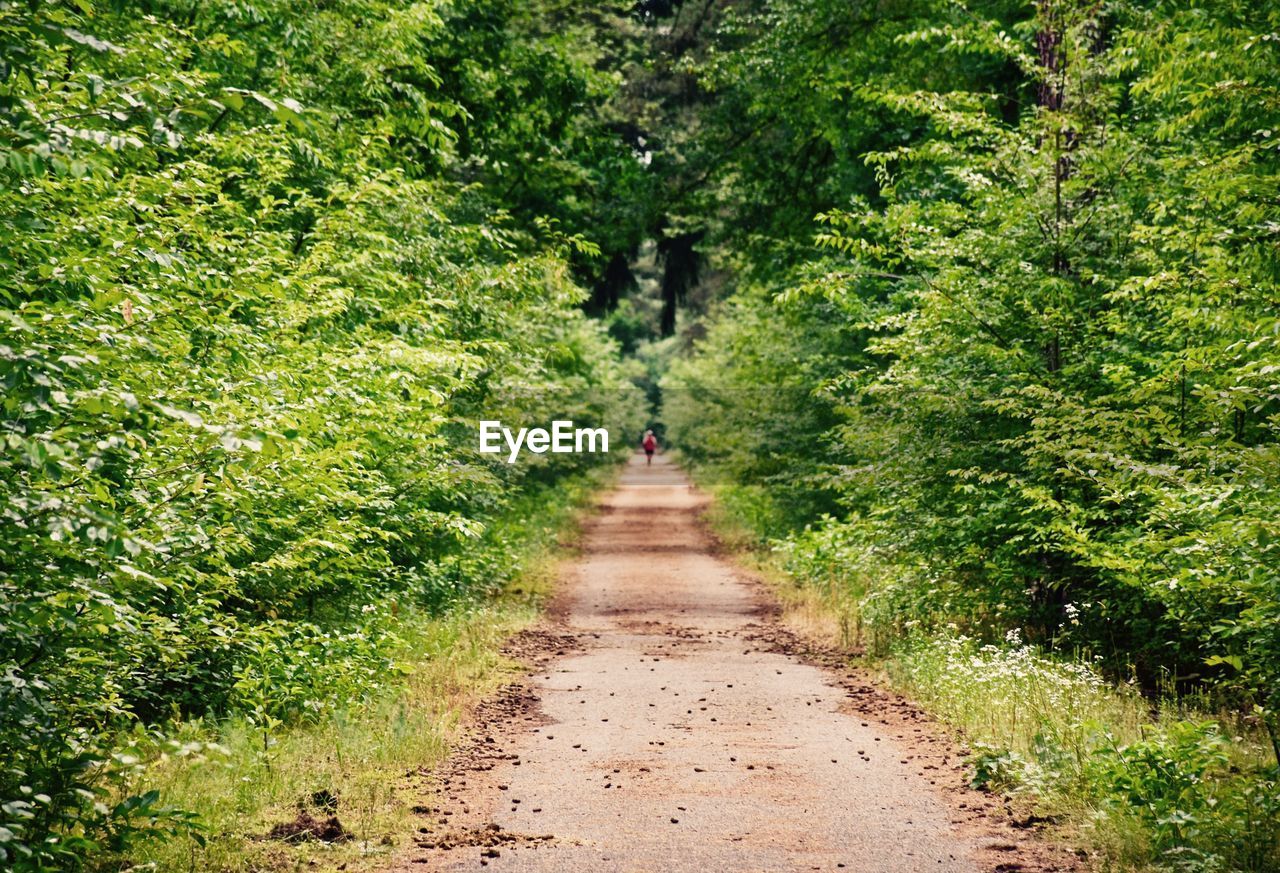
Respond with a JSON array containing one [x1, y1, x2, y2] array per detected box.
[[890, 634, 1280, 872], [0, 1, 645, 867]]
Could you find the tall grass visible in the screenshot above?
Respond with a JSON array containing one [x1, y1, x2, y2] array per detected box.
[[125, 601, 538, 872], [889, 634, 1279, 872], [108, 467, 614, 871], [691, 474, 1280, 872]]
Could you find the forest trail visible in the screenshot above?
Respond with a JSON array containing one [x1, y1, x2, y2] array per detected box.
[[399, 455, 986, 872]]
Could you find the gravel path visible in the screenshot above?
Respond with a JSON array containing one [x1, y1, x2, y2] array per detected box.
[[397, 456, 1038, 872]]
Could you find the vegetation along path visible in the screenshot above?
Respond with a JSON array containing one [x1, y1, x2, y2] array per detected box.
[[395, 456, 1073, 872]]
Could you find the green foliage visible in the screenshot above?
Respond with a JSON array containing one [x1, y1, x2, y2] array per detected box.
[[893, 633, 1280, 872], [1, 0, 643, 867], [666, 0, 1280, 722], [968, 743, 1028, 793], [126, 468, 600, 870], [664, 281, 867, 528], [1090, 722, 1233, 863], [661, 0, 1280, 867], [6, 0, 1280, 868]]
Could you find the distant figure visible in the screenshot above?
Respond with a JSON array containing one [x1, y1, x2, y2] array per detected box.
[[641, 429, 658, 465]]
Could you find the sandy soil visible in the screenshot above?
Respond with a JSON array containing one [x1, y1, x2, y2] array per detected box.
[[392, 455, 1084, 873]]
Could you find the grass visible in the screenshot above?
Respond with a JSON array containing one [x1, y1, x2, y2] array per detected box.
[[697, 480, 866, 651], [127, 600, 537, 872], [691, 472, 1280, 873], [886, 634, 1279, 871], [114, 465, 616, 873]]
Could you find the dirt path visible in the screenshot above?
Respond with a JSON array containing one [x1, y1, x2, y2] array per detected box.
[[397, 456, 1074, 872]]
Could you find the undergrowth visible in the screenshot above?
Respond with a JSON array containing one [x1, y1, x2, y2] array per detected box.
[[893, 635, 1279, 873], [101, 468, 611, 872], [124, 602, 531, 873], [696, 475, 1280, 873]]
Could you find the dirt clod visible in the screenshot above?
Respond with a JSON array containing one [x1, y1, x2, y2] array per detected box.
[[268, 812, 352, 844]]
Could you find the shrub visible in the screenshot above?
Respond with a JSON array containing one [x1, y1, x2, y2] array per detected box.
[[890, 634, 1280, 871]]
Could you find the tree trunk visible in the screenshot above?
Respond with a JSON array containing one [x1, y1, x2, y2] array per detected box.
[[658, 230, 703, 336]]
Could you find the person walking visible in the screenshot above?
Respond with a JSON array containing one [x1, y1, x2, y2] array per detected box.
[[641, 429, 658, 465]]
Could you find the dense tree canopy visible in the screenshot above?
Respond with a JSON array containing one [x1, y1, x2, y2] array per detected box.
[[1, 1, 644, 867], [662, 6, 1279, 868], [665, 0, 1279, 749]]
